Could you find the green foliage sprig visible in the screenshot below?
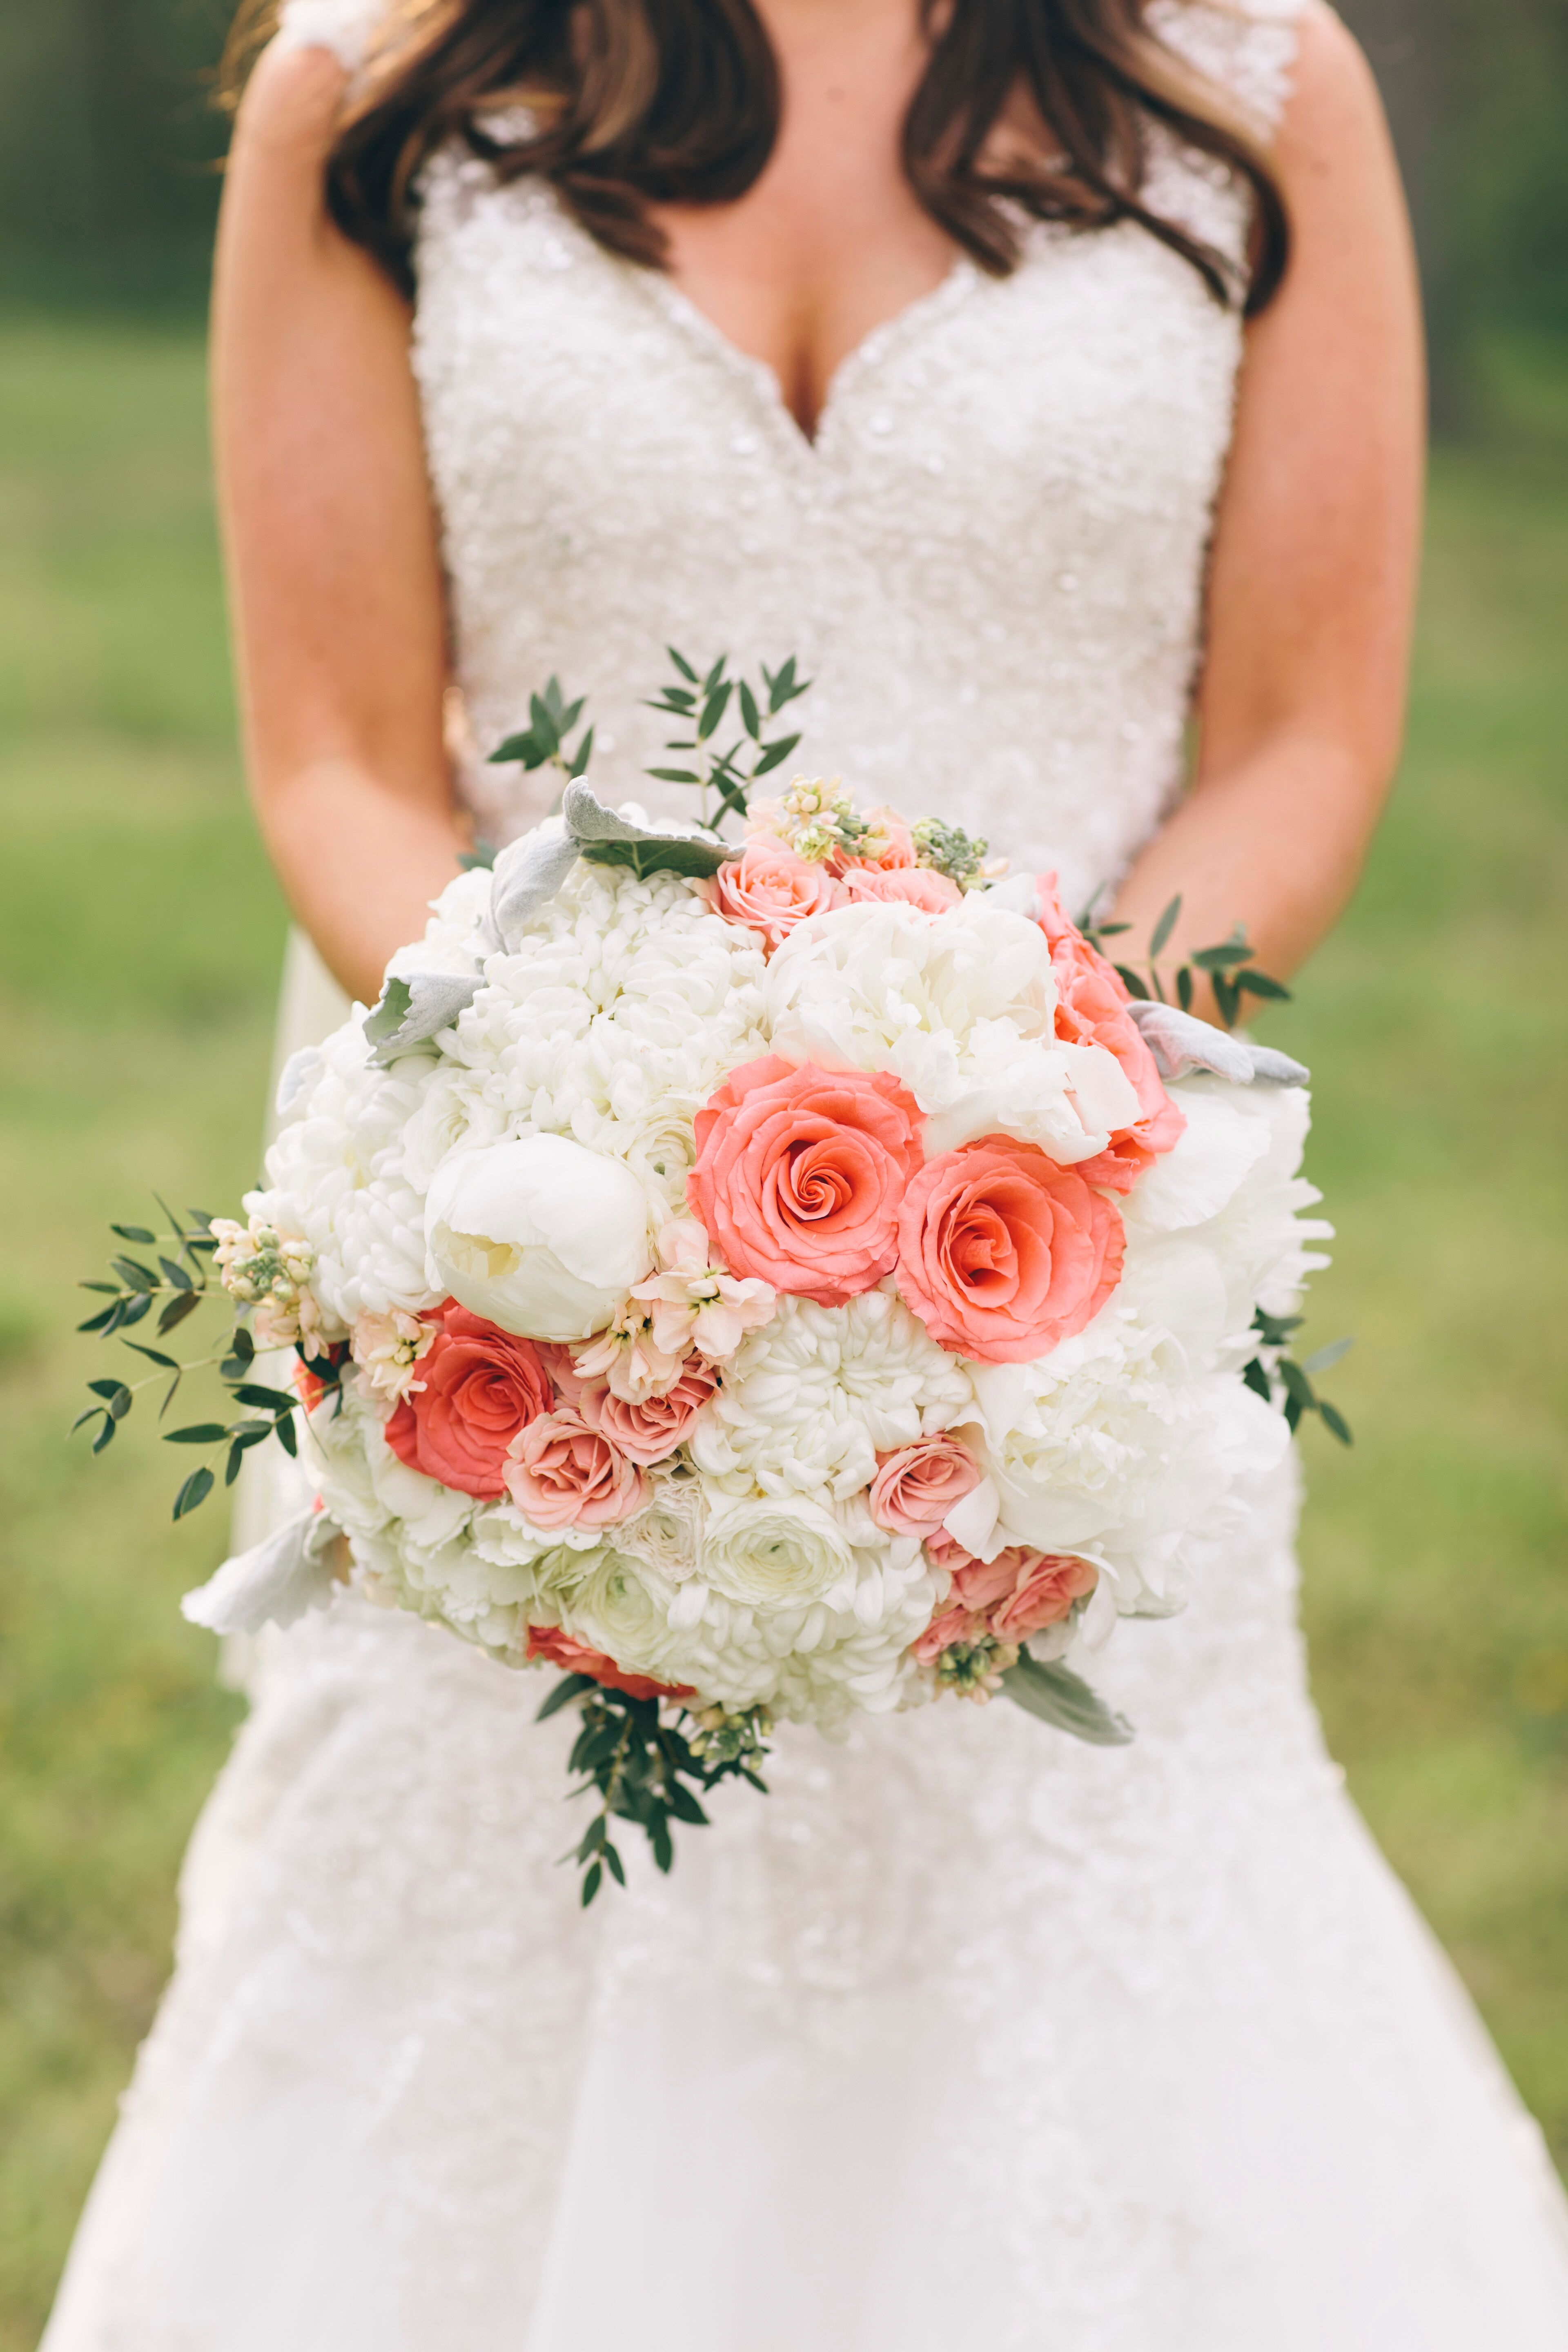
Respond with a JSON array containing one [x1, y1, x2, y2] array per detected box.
[[1082, 891, 1292, 1029], [487, 674, 595, 791], [74, 1205, 336, 1517], [1243, 1309, 1353, 1445], [537, 1675, 773, 1903], [644, 647, 811, 834]]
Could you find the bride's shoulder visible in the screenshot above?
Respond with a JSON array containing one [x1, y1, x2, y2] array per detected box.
[[1147, 0, 1345, 135]]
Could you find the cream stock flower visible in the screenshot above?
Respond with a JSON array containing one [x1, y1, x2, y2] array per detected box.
[[630, 1217, 777, 1362]]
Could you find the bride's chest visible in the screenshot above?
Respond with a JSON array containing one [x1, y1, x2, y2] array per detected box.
[[410, 154, 1249, 604]]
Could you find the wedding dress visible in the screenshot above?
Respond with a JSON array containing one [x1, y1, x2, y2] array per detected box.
[[43, 3, 1568, 2345]]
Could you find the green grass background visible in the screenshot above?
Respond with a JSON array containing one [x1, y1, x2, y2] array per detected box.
[[0, 317, 1564, 2346]]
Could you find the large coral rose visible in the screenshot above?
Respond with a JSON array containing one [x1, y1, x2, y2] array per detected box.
[[385, 1303, 552, 1498], [688, 1056, 924, 1307], [523, 1623, 692, 1703], [702, 836, 839, 951], [895, 1137, 1124, 1363], [1036, 873, 1185, 1192]]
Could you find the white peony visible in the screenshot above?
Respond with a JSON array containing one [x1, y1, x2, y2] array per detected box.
[[424, 1134, 653, 1341], [763, 896, 1139, 1162]]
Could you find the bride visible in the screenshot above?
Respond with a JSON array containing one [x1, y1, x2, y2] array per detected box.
[[43, 0, 1568, 2344]]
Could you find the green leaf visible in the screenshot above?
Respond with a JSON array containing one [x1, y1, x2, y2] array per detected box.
[[701, 653, 728, 694], [1189, 942, 1253, 973], [1241, 1356, 1273, 1403], [537, 1673, 596, 1724], [580, 837, 735, 880], [1236, 969, 1292, 1003], [229, 1326, 255, 1364], [1176, 964, 1195, 1014], [225, 1441, 247, 1488], [738, 680, 761, 739], [568, 725, 594, 780], [602, 1842, 626, 1888], [158, 1256, 195, 1293], [91, 1416, 117, 1455], [156, 1287, 200, 1335], [751, 733, 800, 777], [233, 1383, 296, 1414], [120, 1294, 153, 1329], [70, 1406, 105, 1437], [1317, 1400, 1354, 1446], [1283, 1394, 1304, 1434], [650, 1816, 675, 1873], [111, 1223, 156, 1244], [457, 840, 497, 872], [667, 645, 699, 682], [165, 1422, 228, 1445], [276, 1416, 298, 1459], [77, 1305, 118, 1334], [1278, 1359, 1316, 1412], [1001, 1653, 1135, 1746], [87, 1380, 132, 1419], [173, 1466, 215, 1520], [1114, 965, 1150, 1000], [125, 1342, 180, 1370], [697, 681, 733, 742], [111, 1256, 157, 1293], [581, 1861, 603, 1907], [1149, 894, 1183, 959], [1301, 1336, 1354, 1377], [644, 766, 702, 785], [1213, 975, 1240, 1028]]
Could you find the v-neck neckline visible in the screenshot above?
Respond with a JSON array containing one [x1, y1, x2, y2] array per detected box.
[[632, 252, 986, 456]]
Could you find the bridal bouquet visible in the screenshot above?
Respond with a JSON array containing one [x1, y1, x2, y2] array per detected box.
[[77, 655, 1344, 1897]]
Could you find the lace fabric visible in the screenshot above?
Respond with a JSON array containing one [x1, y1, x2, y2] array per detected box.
[[43, 4, 1568, 2344]]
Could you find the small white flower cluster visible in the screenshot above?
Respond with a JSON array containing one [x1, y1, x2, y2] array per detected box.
[[242, 809, 1326, 1734]]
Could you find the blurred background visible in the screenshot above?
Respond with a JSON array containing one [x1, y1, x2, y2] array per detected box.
[[0, 2, 1564, 2341]]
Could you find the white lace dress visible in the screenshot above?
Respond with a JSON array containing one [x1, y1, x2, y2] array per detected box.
[[43, 4, 1568, 2345]]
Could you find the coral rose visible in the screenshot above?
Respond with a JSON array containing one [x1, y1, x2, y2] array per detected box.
[[584, 1355, 719, 1466], [385, 1303, 552, 1498], [840, 865, 962, 915], [868, 1433, 982, 1535], [896, 1137, 1125, 1363], [524, 1622, 692, 1703], [912, 1602, 988, 1666], [1036, 873, 1184, 1193], [504, 1409, 646, 1528], [688, 1055, 924, 1307], [703, 837, 840, 951]]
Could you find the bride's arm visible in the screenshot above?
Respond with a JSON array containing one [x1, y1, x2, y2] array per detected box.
[[212, 40, 465, 1006], [1111, 4, 1423, 1007]]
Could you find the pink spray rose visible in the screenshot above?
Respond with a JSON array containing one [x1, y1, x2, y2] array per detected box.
[[868, 1433, 983, 1536], [524, 1622, 693, 1703], [688, 1056, 925, 1307], [896, 1137, 1125, 1363], [583, 1355, 719, 1466], [1035, 872, 1185, 1192], [913, 1544, 1099, 1662], [385, 1303, 553, 1498], [504, 1409, 646, 1528], [840, 865, 962, 915], [702, 836, 840, 951]]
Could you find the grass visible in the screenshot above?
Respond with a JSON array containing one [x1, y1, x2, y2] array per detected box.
[[0, 314, 1565, 2345]]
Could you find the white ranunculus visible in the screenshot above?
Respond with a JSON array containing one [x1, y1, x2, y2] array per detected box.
[[699, 1494, 855, 1610], [424, 1134, 652, 1341], [561, 1550, 677, 1676]]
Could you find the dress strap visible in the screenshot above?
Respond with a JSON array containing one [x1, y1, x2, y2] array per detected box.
[[272, 0, 396, 75], [1148, 0, 1311, 135]]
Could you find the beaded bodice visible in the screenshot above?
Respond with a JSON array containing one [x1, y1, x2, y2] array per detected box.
[[282, 0, 1301, 912]]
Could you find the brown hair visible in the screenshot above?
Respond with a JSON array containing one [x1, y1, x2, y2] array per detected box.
[[226, 0, 1289, 313]]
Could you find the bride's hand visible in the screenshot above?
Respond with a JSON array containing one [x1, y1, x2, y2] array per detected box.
[[213, 38, 468, 1005]]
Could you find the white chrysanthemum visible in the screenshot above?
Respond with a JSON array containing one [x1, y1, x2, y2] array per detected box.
[[252, 1022, 440, 1326], [763, 895, 1139, 1161], [386, 865, 492, 979], [690, 1290, 974, 1500], [441, 865, 767, 1209]]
